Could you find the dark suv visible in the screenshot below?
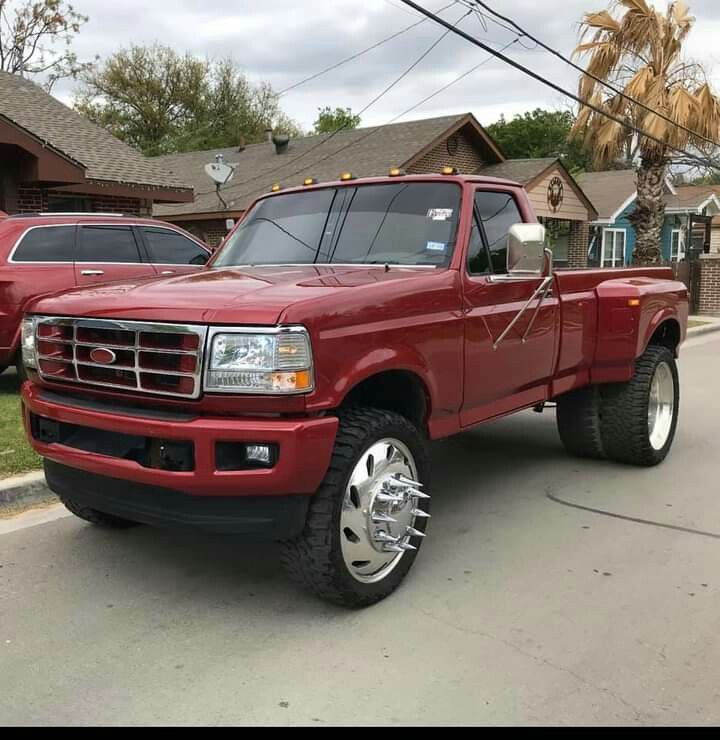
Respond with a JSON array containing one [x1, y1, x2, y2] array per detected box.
[[0, 213, 210, 374]]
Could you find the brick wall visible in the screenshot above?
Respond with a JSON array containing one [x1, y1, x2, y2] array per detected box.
[[14, 187, 149, 216], [407, 130, 485, 175], [568, 221, 589, 269], [176, 219, 236, 249], [697, 256, 720, 315]]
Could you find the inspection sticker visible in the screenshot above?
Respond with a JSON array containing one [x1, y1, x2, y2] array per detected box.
[[427, 208, 454, 222], [426, 241, 447, 252]]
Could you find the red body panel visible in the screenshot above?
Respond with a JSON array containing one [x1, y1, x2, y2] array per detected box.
[[20, 175, 689, 500], [0, 215, 210, 367]]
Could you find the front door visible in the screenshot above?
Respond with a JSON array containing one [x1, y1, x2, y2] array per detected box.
[[74, 224, 157, 286], [461, 189, 558, 428]]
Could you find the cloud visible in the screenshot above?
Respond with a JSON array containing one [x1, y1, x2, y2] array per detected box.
[[52, 0, 720, 132]]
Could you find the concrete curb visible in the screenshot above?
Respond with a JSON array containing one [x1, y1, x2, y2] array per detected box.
[[688, 321, 720, 339], [0, 471, 56, 514]]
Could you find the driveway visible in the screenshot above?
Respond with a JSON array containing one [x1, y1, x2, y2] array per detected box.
[[1, 332, 719, 726]]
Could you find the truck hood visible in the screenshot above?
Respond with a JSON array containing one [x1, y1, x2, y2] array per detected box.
[[29, 265, 436, 325]]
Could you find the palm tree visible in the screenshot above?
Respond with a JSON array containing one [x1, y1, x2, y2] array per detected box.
[[572, 0, 720, 264]]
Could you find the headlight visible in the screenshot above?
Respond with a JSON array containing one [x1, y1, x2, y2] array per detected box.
[[21, 317, 37, 369], [205, 327, 314, 394]]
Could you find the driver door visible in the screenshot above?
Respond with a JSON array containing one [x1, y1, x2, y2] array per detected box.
[[461, 189, 558, 427]]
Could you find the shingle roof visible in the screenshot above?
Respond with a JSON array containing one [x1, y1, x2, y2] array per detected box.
[[666, 184, 720, 211], [153, 114, 479, 217], [575, 170, 637, 221], [480, 158, 558, 185], [0, 71, 190, 192]]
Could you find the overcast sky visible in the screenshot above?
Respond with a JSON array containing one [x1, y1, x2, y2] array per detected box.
[[52, 0, 720, 133]]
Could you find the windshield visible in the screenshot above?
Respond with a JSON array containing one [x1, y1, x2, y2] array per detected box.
[[212, 182, 462, 268]]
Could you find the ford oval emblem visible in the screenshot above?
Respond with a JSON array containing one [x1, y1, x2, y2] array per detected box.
[[90, 347, 117, 366]]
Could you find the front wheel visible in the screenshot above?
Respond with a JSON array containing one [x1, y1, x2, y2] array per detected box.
[[600, 345, 680, 467], [281, 407, 431, 608]]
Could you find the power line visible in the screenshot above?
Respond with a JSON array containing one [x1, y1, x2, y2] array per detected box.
[[222, 36, 519, 209], [277, 1, 458, 97], [197, 6, 472, 200], [471, 0, 720, 151], [399, 0, 720, 171]]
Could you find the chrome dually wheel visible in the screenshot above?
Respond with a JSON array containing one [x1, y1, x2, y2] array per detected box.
[[648, 361, 675, 451], [340, 438, 429, 584], [281, 407, 431, 608]]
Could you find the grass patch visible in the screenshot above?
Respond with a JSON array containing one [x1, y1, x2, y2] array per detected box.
[[0, 372, 41, 479]]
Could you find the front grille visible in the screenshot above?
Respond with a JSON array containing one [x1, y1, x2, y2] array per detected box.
[[34, 317, 207, 399]]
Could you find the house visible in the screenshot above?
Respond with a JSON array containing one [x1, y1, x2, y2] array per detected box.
[[0, 72, 193, 216], [577, 169, 720, 266], [480, 158, 597, 268], [153, 113, 506, 246]]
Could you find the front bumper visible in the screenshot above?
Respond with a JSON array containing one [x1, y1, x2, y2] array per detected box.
[[22, 382, 338, 498], [45, 461, 311, 539]]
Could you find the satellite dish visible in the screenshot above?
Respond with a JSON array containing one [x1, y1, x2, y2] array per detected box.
[[205, 154, 236, 186]]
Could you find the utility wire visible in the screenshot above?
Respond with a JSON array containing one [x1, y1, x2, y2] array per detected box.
[[277, 0, 458, 96], [471, 0, 720, 151], [223, 36, 519, 208], [399, 0, 720, 171], [197, 7, 472, 200]]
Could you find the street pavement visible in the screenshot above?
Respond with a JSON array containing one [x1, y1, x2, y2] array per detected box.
[[1, 332, 719, 726]]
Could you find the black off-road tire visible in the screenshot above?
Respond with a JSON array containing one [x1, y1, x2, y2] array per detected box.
[[280, 407, 430, 609], [556, 386, 605, 459], [14, 352, 27, 384], [59, 496, 139, 529], [599, 345, 679, 467]]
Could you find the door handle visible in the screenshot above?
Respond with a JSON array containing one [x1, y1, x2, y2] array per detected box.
[[81, 270, 105, 277], [161, 271, 175, 276]]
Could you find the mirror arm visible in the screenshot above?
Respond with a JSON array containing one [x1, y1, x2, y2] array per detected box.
[[521, 276, 553, 343], [493, 275, 554, 351]]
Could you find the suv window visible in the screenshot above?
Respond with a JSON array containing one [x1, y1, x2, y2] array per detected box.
[[12, 226, 75, 263], [77, 225, 142, 263], [474, 191, 523, 274], [142, 227, 209, 265]]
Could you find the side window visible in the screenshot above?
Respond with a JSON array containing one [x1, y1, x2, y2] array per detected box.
[[77, 226, 141, 263], [467, 213, 492, 275], [474, 191, 523, 274], [142, 227, 209, 266], [12, 226, 75, 263]]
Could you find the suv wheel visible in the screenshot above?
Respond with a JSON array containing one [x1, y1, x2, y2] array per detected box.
[[281, 407, 430, 608]]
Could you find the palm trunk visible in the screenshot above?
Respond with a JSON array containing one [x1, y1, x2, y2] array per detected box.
[[628, 153, 667, 265]]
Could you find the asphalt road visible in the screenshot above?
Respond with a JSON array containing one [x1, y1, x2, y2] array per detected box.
[[1, 332, 719, 727]]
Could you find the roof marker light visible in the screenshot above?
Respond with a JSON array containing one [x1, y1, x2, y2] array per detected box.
[[339, 172, 355, 181], [303, 178, 318, 186], [441, 166, 459, 176], [389, 167, 406, 177], [271, 183, 282, 192]]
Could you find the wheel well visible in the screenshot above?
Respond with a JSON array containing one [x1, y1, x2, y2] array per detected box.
[[341, 371, 429, 433], [648, 319, 681, 356]]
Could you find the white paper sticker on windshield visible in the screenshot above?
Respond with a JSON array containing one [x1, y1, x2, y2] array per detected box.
[[426, 241, 447, 252], [427, 208, 454, 222]]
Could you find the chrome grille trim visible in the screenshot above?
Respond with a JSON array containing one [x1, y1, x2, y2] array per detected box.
[[34, 316, 208, 399]]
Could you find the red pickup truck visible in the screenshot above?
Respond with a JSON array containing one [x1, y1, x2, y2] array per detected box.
[[0, 212, 211, 376], [19, 172, 688, 607]]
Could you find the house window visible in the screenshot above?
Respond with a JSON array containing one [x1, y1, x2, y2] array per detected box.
[[670, 229, 685, 262], [601, 229, 626, 267]]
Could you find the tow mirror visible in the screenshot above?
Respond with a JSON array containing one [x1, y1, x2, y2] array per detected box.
[[507, 223, 551, 276]]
